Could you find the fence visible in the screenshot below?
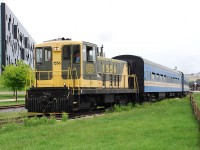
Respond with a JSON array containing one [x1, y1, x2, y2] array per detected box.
[[190, 94, 200, 130]]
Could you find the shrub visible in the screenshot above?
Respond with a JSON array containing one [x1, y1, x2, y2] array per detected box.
[[61, 112, 68, 122], [23, 116, 56, 127]]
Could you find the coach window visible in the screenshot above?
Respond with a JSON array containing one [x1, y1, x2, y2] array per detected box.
[[145, 71, 148, 80], [44, 47, 52, 61], [36, 48, 42, 64], [160, 75, 163, 81], [156, 74, 159, 80], [152, 72, 155, 80], [163, 75, 166, 82]]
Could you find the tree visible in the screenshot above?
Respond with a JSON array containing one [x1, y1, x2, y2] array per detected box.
[[0, 61, 34, 101]]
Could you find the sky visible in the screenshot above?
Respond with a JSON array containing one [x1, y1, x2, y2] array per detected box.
[[2, 0, 200, 74]]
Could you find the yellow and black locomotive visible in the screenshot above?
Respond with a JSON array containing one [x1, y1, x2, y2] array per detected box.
[[25, 38, 138, 113]]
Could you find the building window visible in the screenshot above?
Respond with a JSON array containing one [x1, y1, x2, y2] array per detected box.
[[21, 48, 25, 60]]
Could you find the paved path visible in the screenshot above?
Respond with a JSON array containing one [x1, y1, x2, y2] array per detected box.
[[0, 91, 25, 102], [0, 99, 24, 102], [0, 91, 25, 95]]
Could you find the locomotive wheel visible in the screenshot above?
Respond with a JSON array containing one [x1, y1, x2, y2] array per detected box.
[[119, 96, 128, 106]]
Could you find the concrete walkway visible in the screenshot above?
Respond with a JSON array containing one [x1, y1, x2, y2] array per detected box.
[[0, 91, 25, 102], [0, 91, 25, 95], [0, 99, 24, 102]]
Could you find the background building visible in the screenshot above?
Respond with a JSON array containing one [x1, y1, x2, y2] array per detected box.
[[0, 3, 35, 74]]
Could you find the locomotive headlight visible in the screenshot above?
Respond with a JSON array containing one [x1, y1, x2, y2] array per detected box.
[[64, 82, 66, 87]]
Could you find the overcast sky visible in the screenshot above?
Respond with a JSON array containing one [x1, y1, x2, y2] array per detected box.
[[2, 0, 200, 74]]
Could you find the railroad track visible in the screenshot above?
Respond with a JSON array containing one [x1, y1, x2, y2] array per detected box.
[[68, 108, 105, 119], [0, 116, 24, 126], [0, 104, 25, 110], [0, 108, 106, 126]]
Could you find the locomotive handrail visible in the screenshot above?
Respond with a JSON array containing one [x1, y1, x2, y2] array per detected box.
[[128, 74, 139, 93], [30, 69, 81, 93], [29, 70, 138, 94]]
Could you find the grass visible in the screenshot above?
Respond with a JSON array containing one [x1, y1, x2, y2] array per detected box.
[[0, 84, 28, 92], [0, 94, 25, 100], [0, 96, 199, 149], [193, 92, 200, 107], [0, 110, 27, 119], [0, 100, 25, 106]]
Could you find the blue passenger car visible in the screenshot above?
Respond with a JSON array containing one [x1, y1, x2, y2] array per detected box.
[[113, 55, 189, 102]]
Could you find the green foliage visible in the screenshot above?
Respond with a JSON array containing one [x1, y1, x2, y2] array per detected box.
[[61, 112, 68, 122], [23, 116, 56, 127], [0, 60, 34, 92], [193, 92, 200, 108], [106, 103, 135, 113], [0, 61, 34, 101]]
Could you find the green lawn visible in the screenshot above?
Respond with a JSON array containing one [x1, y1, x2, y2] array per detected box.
[[193, 92, 200, 107], [0, 94, 25, 100], [0, 94, 25, 106], [0, 97, 199, 150], [0, 110, 27, 119], [0, 100, 25, 106]]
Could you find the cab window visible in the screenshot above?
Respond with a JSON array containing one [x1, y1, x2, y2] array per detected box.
[[44, 47, 52, 61], [86, 46, 96, 62], [62, 45, 80, 63], [73, 45, 80, 63], [36, 48, 42, 63], [62, 45, 71, 60]]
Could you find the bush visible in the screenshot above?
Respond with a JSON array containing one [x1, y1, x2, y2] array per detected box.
[[106, 103, 135, 113], [23, 116, 56, 127], [61, 112, 68, 122]]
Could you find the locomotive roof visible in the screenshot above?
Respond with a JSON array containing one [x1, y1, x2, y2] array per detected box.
[[39, 38, 97, 47]]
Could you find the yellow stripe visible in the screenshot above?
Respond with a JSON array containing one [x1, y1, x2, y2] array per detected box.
[[144, 80, 181, 88]]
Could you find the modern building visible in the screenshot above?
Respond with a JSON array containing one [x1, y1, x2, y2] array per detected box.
[[0, 3, 35, 74]]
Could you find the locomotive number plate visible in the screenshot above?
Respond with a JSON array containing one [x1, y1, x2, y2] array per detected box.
[[54, 61, 61, 65]]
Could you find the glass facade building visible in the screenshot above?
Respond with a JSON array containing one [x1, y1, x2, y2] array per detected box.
[[0, 3, 35, 74]]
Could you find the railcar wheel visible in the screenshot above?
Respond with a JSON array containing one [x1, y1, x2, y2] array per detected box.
[[119, 96, 128, 106]]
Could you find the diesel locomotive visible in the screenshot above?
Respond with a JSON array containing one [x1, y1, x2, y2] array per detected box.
[[25, 38, 189, 113], [25, 38, 138, 113]]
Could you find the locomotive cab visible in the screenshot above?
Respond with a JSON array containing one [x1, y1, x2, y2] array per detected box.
[[34, 39, 97, 88]]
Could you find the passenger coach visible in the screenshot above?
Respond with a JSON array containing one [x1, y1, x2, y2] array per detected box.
[[113, 55, 189, 102]]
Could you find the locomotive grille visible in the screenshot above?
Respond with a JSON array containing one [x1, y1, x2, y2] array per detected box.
[[26, 88, 71, 113], [28, 98, 69, 113]]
